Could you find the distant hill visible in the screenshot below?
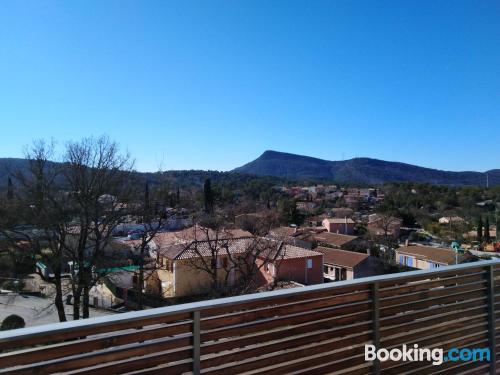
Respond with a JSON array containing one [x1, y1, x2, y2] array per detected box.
[[233, 150, 500, 186], [1, 153, 498, 188], [0, 158, 283, 191]]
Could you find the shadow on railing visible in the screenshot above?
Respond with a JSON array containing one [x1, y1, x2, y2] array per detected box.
[[0, 259, 499, 374]]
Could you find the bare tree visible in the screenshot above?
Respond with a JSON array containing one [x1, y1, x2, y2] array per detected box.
[[0, 140, 70, 322], [369, 213, 400, 263], [63, 135, 133, 319], [131, 181, 168, 310], [182, 217, 287, 295]]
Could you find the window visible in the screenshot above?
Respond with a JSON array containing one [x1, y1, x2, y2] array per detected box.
[[399, 255, 414, 267], [429, 262, 440, 269], [307, 259, 313, 269], [341, 268, 347, 280]]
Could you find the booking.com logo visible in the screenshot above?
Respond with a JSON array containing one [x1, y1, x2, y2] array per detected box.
[[365, 344, 491, 366]]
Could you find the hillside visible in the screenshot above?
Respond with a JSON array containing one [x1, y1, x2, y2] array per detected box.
[[233, 150, 500, 186], [1, 153, 499, 187]]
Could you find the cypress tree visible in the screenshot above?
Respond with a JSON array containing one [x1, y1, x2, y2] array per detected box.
[[6, 177, 13, 200], [477, 216, 483, 242], [144, 182, 150, 220], [176, 187, 180, 205], [204, 178, 214, 214], [496, 211, 500, 241], [484, 215, 491, 242]]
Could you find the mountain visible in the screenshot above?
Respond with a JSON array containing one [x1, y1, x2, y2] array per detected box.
[[0, 158, 284, 192], [233, 150, 500, 186], [1, 153, 498, 187]]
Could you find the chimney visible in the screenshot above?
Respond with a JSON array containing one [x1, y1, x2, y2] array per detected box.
[[405, 239, 410, 247]]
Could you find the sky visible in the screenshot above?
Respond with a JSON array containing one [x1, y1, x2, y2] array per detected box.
[[0, 1, 499, 172]]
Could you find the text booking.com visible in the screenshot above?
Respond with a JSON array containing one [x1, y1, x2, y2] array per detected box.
[[365, 344, 491, 366]]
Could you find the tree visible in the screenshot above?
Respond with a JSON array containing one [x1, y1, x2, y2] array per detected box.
[[183, 221, 285, 295], [203, 178, 214, 214], [496, 211, 500, 241], [6, 177, 13, 200], [63, 135, 133, 319], [484, 215, 491, 242], [132, 181, 166, 310], [477, 216, 483, 242], [277, 198, 302, 225], [1, 314, 25, 331], [0, 140, 70, 322]]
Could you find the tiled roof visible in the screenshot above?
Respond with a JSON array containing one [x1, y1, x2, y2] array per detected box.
[[313, 232, 358, 247], [268, 227, 297, 238], [260, 241, 323, 260], [153, 226, 253, 248], [397, 245, 472, 265], [324, 218, 355, 224], [159, 237, 322, 261], [315, 247, 368, 268]]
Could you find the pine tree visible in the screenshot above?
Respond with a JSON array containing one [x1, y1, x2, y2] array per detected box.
[[484, 215, 491, 242], [477, 216, 483, 242], [204, 178, 214, 214], [176, 187, 180, 205], [6, 177, 13, 200], [144, 182, 150, 220]]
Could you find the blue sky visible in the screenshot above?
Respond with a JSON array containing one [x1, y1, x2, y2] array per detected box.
[[0, 1, 499, 172]]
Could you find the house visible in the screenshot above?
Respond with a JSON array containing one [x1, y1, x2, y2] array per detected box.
[[296, 201, 317, 213], [322, 217, 355, 235], [367, 214, 402, 238], [149, 239, 253, 298], [306, 215, 328, 227], [439, 216, 466, 225], [148, 236, 324, 298], [257, 243, 323, 286], [268, 226, 326, 249], [328, 208, 354, 218], [395, 244, 474, 270], [315, 247, 383, 281], [313, 232, 360, 250], [465, 228, 497, 240]]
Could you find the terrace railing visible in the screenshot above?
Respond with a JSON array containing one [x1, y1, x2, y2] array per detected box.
[[0, 259, 499, 374]]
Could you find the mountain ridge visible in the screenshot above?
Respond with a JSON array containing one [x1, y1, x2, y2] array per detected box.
[[1, 153, 498, 187], [233, 150, 500, 186]]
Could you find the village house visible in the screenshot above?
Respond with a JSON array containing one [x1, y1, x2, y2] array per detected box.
[[257, 243, 324, 286], [438, 216, 466, 225], [296, 201, 317, 213], [395, 244, 474, 270], [268, 226, 329, 250], [148, 239, 253, 298], [328, 207, 354, 218], [315, 247, 383, 281], [322, 217, 355, 235], [306, 215, 328, 227], [313, 232, 361, 251], [147, 236, 324, 298]]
